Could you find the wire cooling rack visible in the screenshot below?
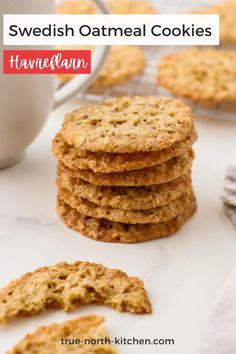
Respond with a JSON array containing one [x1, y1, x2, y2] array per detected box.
[[73, 0, 236, 122]]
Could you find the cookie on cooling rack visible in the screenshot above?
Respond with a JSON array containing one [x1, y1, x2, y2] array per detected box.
[[7, 316, 117, 354], [107, 0, 156, 14], [192, 0, 236, 44], [57, 0, 157, 15], [158, 48, 236, 106], [57, 46, 146, 87], [57, 0, 95, 14]]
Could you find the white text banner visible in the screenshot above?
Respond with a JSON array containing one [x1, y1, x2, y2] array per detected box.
[[4, 14, 220, 46]]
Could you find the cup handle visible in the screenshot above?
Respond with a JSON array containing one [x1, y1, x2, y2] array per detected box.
[[53, 0, 110, 109]]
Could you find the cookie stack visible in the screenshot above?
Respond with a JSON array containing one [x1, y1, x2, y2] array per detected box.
[[52, 96, 197, 243]]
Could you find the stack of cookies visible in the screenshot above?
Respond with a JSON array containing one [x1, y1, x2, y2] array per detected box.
[[52, 96, 198, 243]]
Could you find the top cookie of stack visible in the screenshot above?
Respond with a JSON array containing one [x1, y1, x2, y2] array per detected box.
[[53, 96, 197, 243]]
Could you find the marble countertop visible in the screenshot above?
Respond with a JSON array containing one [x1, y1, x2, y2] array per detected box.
[[0, 99, 236, 354]]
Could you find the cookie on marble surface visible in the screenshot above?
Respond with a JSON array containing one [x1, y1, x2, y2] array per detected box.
[[57, 195, 197, 243], [58, 185, 194, 224], [60, 96, 194, 153], [58, 149, 194, 187], [7, 315, 117, 354], [192, 0, 236, 44], [56, 0, 95, 14], [107, 0, 156, 14], [52, 127, 197, 173], [158, 49, 236, 105], [0, 261, 151, 324], [57, 170, 192, 210], [57, 46, 145, 87]]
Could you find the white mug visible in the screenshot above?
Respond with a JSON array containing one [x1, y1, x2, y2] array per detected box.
[[0, 0, 109, 169]]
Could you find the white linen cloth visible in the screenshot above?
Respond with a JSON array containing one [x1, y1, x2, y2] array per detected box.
[[222, 166, 236, 228], [197, 268, 236, 354], [197, 167, 236, 354]]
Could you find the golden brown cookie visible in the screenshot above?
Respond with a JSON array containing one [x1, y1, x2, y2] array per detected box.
[[7, 315, 117, 354], [92, 46, 145, 88], [57, 45, 146, 87], [60, 97, 194, 153], [56, 0, 95, 14], [57, 170, 192, 210], [57, 0, 157, 15], [57, 195, 197, 243], [58, 185, 194, 224], [158, 49, 236, 105], [58, 149, 194, 186], [52, 128, 197, 173], [0, 261, 151, 324], [192, 0, 236, 44], [107, 0, 156, 14]]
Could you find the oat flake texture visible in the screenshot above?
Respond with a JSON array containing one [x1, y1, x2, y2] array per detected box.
[[192, 0, 236, 44], [0, 261, 151, 324], [58, 149, 194, 187], [58, 185, 194, 224], [60, 96, 194, 153], [52, 128, 197, 173], [57, 196, 197, 243], [7, 315, 117, 354], [57, 169, 192, 210], [107, 0, 156, 14], [158, 49, 236, 105]]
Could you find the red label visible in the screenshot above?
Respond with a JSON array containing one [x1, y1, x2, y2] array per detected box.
[[3, 50, 91, 74]]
